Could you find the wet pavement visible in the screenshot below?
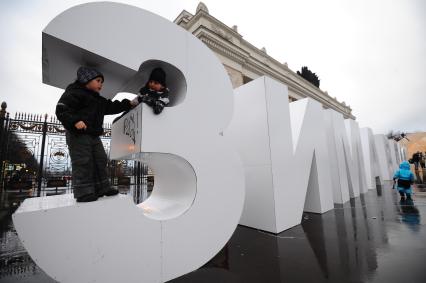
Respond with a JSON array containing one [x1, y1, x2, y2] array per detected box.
[[1, 182, 426, 283]]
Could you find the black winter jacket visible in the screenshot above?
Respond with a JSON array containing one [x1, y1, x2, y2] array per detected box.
[[56, 82, 131, 136], [137, 86, 170, 106]]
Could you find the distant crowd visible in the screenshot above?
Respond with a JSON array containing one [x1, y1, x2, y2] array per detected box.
[[409, 151, 426, 170]]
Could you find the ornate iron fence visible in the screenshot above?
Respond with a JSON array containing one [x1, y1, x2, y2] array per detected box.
[[0, 102, 146, 197]]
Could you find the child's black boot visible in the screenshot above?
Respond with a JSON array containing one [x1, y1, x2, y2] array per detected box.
[[98, 188, 119, 197], [76, 193, 99, 203]]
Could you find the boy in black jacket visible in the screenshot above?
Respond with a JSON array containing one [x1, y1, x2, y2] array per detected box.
[[56, 66, 136, 202]]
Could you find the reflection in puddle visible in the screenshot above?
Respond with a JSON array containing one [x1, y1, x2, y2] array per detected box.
[[1, 182, 426, 282]]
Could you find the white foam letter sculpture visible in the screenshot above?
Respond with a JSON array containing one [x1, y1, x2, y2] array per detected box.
[[344, 119, 368, 194], [360, 127, 382, 190], [226, 77, 334, 233], [13, 2, 245, 283], [324, 110, 353, 202], [374, 134, 394, 181], [388, 139, 399, 169]]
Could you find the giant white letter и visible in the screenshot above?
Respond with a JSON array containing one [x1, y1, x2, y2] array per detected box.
[[225, 77, 334, 234], [13, 2, 245, 283]]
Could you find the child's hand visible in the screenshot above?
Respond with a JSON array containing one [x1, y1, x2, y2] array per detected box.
[[75, 121, 87, 130], [130, 98, 139, 108]]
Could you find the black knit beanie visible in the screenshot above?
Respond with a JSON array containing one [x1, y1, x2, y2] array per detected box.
[[77, 66, 104, 84], [149, 68, 166, 86]]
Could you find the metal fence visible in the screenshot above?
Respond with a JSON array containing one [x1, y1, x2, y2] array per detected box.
[[0, 102, 148, 197]]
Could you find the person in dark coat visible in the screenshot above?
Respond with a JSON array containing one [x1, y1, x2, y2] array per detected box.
[[412, 152, 420, 170], [56, 66, 136, 202], [131, 68, 170, 114]]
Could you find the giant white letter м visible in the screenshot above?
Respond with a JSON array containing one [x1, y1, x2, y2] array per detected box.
[[13, 2, 245, 283], [344, 119, 368, 194]]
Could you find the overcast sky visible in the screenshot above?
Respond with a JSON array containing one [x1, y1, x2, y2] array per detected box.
[[0, 0, 425, 134]]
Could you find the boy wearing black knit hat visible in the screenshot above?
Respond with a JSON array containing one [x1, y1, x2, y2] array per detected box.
[[56, 66, 137, 202], [132, 67, 170, 114]]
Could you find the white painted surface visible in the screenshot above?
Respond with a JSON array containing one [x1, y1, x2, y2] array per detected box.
[[14, 2, 245, 283], [344, 119, 368, 194], [396, 143, 402, 165], [388, 139, 399, 170], [374, 134, 393, 181], [226, 77, 333, 233], [384, 138, 396, 178], [360, 128, 381, 190], [13, 195, 161, 283], [324, 110, 352, 202], [224, 78, 277, 232]]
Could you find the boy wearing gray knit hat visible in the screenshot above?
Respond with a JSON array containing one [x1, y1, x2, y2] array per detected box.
[[56, 66, 137, 202], [76, 66, 104, 84]]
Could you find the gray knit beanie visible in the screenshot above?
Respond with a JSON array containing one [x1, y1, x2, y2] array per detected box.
[[77, 66, 104, 84]]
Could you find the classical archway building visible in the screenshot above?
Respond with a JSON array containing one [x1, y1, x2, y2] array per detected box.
[[174, 3, 355, 119]]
